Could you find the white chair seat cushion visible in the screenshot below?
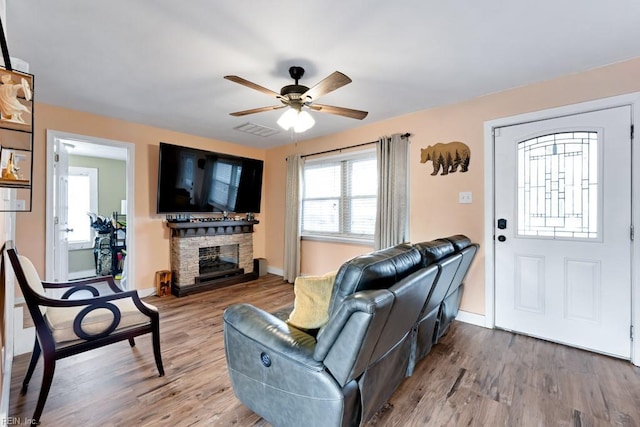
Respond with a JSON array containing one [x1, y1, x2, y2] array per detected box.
[[46, 299, 156, 344]]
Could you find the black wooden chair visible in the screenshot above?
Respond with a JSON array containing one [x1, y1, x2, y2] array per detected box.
[[5, 241, 164, 424]]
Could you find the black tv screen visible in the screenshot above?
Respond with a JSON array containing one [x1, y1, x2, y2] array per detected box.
[[157, 142, 264, 214]]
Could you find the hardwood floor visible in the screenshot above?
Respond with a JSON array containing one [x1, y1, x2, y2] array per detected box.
[[9, 274, 640, 426]]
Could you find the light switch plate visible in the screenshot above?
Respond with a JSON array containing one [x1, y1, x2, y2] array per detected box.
[[459, 192, 472, 204]]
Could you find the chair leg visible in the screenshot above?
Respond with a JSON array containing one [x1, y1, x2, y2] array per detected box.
[[32, 354, 56, 424], [21, 339, 41, 393], [152, 326, 164, 377], [128, 338, 135, 347]]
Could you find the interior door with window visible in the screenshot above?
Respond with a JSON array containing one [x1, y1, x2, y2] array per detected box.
[[494, 106, 632, 358], [52, 138, 71, 282]]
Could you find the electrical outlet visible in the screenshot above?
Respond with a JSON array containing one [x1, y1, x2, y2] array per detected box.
[[458, 192, 473, 204]]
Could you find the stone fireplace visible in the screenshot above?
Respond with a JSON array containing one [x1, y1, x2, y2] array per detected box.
[[167, 220, 258, 296]]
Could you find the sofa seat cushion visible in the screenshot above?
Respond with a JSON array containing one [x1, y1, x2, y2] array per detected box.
[[287, 271, 337, 330], [46, 299, 155, 344]]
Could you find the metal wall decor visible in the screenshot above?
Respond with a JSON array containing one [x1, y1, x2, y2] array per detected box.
[[420, 141, 471, 176]]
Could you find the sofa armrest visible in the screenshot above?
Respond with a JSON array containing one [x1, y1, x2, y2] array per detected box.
[[224, 304, 359, 427], [223, 303, 322, 371]]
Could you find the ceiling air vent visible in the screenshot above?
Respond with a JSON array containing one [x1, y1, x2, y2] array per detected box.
[[233, 122, 280, 137]]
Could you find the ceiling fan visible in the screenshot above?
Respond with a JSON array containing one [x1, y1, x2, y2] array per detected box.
[[224, 66, 368, 132]]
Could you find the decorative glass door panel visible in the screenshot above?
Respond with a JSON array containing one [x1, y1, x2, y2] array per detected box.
[[517, 131, 599, 240]]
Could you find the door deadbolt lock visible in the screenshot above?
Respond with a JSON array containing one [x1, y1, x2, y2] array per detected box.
[[497, 218, 507, 229]]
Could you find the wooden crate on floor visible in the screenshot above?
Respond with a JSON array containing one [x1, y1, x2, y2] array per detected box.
[[155, 270, 172, 297]]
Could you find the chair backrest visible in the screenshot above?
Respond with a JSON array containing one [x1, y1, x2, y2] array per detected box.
[[5, 243, 48, 316], [326, 244, 422, 317]]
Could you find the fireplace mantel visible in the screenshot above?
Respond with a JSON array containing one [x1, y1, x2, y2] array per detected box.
[[166, 219, 259, 238], [167, 219, 259, 296]]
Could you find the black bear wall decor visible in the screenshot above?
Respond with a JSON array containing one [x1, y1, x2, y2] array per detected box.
[[420, 141, 471, 176]]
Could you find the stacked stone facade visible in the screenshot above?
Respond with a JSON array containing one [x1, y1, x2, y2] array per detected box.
[[170, 226, 254, 290]]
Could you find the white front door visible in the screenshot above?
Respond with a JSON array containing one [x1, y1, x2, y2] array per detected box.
[[494, 106, 632, 358]]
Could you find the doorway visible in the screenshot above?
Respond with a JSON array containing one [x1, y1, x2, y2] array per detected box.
[[45, 130, 135, 288], [494, 107, 631, 358], [484, 92, 640, 365]]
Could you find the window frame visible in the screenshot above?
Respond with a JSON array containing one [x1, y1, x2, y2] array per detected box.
[[301, 149, 377, 244], [68, 166, 98, 250]]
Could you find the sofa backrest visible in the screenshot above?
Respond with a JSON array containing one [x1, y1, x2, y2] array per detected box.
[[358, 264, 440, 422], [444, 234, 472, 252], [313, 264, 439, 401], [438, 234, 478, 306], [414, 238, 455, 267], [326, 244, 422, 317], [314, 289, 395, 387]]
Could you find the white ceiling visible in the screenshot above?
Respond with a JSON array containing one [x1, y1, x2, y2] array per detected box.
[[6, 1, 640, 149]]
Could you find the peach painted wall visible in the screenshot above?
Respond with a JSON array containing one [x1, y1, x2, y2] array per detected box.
[[265, 56, 640, 315], [300, 240, 372, 275], [16, 104, 267, 290]]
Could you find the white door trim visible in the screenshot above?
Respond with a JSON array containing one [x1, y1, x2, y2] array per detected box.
[[45, 130, 136, 288], [484, 92, 640, 365]]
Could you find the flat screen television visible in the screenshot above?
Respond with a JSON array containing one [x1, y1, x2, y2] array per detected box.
[[156, 142, 264, 214]]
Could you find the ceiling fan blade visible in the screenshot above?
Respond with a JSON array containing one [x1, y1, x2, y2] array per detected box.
[[302, 71, 352, 102], [224, 75, 281, 98], [230, 105, 286, 117], [310, 104, 368, 120]]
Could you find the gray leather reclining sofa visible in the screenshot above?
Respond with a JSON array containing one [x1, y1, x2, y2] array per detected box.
[[223, 235, 478, 427]]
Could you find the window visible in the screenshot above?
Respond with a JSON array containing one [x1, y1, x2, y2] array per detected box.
[[302, 151, 377, 241], [68, 167, 98, 250], [517, 131, 599, 239]]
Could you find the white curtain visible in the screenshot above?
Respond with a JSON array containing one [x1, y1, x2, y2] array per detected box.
[[374, 133, 409, 250], [283, 154, 303, 282]]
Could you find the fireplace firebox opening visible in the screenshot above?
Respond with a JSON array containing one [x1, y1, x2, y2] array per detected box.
[[199, 244, 240, 276]]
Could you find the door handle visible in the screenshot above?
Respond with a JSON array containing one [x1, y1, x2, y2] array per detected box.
[[64, 228, 74, 233], [497, 235, 506, 242]]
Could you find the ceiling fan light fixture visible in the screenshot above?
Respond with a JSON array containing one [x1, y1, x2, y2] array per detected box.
[[277, 108, 315, 133]]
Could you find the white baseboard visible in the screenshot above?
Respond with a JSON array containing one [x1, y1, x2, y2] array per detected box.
[[455, 310, 487, 328], [138, 287, 156, 298], [267, 266, 284, 277]]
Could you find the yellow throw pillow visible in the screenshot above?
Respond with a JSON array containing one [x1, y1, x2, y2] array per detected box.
[[287, 271, 337, 330]]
